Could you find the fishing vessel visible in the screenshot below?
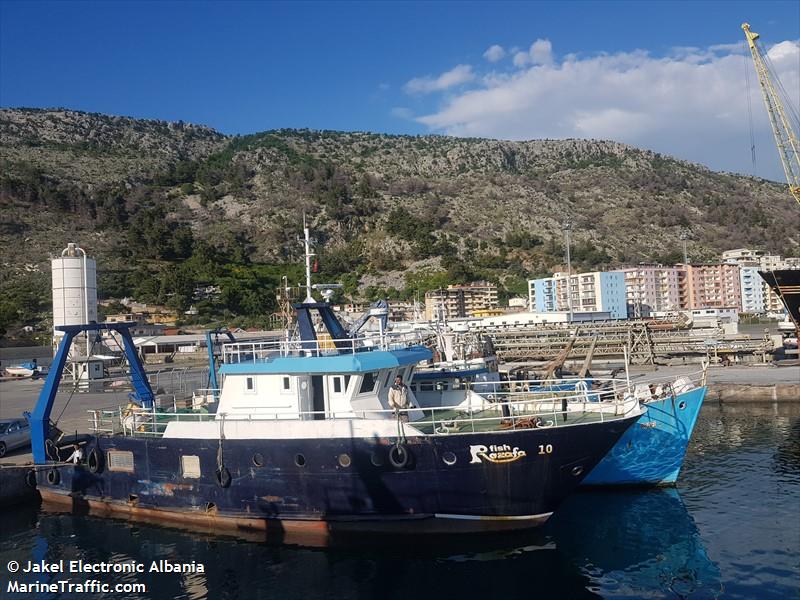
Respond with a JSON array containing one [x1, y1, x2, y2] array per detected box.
[[458, 370, 707, 487], [579, 372, 706, 486], [30, 231, 643, 543], [411, 326, 707, 486], [412, 366, 707, 486], [411, 328, 501, 408]]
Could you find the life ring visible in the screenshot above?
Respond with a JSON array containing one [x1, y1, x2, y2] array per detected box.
[[389, 443, 409, 469], [87, 448, 103, 474], [25, 469, 38, 489], [215, 467, 232, 488], [46, 469, 61, 485]]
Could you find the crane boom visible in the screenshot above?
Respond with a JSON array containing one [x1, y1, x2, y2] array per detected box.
[[742, 22, 800, 205]]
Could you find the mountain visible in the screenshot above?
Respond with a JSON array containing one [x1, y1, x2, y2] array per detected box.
[[1, 107, 798, 335]]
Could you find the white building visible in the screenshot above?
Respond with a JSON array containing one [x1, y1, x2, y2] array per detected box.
[[622, 266, 682, 318], [529, 271, 627, 320], [738, 265, 765, 313]]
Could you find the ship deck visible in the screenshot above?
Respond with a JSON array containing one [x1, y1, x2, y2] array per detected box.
[[412, 405, 623, 435]]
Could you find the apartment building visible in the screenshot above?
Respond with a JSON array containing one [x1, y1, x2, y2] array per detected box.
[[722, 248, 799, 314], [738, 265, 766, 313], [425, 282, 498, 320], [622, 266, 682, 318], [679, 263, 742, 311], [528, 271, 627, 320]]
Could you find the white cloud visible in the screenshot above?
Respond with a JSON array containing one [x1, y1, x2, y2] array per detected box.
[[404, 64, 476, 94], [414, 40, 800, 181], [391, 107, 414, 119], [513, 39, 554, 67], [483, 44, 506, 62]]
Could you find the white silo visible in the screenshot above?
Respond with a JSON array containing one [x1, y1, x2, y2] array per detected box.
[[52, 243, 98, 358]]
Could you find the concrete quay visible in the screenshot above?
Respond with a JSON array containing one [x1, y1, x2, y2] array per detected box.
[[628, 363, 800, 402]]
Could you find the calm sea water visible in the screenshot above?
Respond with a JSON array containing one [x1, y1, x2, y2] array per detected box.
[[2, 403, 798, 600]]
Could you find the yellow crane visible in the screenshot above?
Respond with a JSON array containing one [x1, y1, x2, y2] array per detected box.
[[742, 22, 800, 205]]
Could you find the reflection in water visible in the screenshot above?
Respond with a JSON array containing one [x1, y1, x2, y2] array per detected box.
[[681, 403, 800, 600], [2, 508, 598, 600], [546, 489, 722, 599], [1, 403, 797, 600], [0, 491, 721, 600], [774, 418, 800, 477]]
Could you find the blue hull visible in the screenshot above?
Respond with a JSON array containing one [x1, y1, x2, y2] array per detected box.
[[581, 386, 706, 486]]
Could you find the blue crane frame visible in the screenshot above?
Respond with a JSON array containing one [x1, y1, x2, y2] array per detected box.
[[30, 323, 155, 464]]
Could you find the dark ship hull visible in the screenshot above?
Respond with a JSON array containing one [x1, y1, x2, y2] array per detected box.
[[36, 415, 638, 545], [759, 269, 800, 330]]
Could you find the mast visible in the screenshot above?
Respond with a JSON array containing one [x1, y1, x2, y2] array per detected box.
[[302, 215, 315, 302]]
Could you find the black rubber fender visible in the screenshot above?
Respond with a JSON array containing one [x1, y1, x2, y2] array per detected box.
[[87, 448, 103, 474], [215, 467, 232, 488], [46, 468, 61, 485], [25, 469, 38, 489], [389, 443, 409, 469]]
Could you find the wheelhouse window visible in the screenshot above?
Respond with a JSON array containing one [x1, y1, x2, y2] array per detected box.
[[245, 377, 256, 393], [359, 372, 378, 394], [383, 370, 395, 388], [333, 377, 342, 394], [282, 377, 291, 391]]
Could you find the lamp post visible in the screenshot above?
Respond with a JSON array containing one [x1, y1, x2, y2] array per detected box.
[[563, 221, 573, 322], [680, 230, 689, 265]]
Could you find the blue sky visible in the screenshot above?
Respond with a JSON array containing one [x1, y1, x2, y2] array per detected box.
[[1, 1, 798, 181]]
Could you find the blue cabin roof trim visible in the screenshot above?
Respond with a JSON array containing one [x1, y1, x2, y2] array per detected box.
[[220, 346, 433, 375], [412, 366, 490, 381]]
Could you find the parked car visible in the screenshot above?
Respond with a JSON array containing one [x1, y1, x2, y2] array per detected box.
[[0, 417, 31, 457]]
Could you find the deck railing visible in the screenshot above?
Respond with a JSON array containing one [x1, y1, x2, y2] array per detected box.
[[87, 368, 704, 439], [222, 332, 425, 364], [87, 382, 643, 439]]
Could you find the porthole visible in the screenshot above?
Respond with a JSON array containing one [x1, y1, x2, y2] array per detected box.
[[370, 452, 384, 467], [294, 454, 306, 467], [338, 453, 352, 468], [571, 465, 584, 477], [442, 451, 457, 466], [252, 453, 264, 467], [678, 401, 687, 410]]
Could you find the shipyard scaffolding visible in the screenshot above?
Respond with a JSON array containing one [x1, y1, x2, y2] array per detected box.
[[472, 319, 773, 365]]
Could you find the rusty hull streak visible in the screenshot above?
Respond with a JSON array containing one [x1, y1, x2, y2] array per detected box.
[[39, 489, 546, 547], [136, 481, 194, 497], [40, 488, 331, 546], [260, 495, 283, 503]]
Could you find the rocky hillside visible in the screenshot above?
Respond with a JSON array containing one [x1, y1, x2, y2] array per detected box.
[[1, 107, 798, 334]]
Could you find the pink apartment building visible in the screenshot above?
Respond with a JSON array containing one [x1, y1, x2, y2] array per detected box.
[[678, 263, 742, 310]]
